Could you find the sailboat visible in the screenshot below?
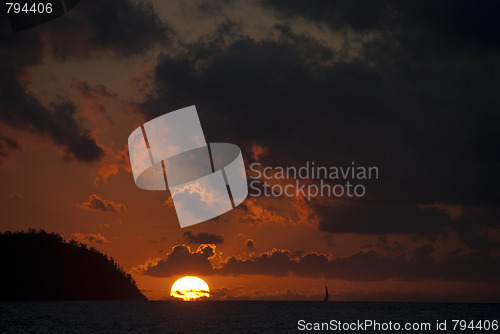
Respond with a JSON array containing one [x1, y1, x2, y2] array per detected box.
[[323, 282, 329, 302]]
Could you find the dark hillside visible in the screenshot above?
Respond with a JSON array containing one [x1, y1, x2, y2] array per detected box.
[[0, 230, 147, 300]]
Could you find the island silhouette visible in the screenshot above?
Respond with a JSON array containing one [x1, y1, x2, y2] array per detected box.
[[0, 230, 147, 300]]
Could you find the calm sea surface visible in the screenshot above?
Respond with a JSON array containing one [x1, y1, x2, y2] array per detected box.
[[0, 301, 499, 334]]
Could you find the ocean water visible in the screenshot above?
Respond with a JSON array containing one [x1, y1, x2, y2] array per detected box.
[[0, 301, 499, 334]]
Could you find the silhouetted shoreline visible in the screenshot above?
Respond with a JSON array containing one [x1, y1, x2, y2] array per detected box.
[[0, 230, 147, 301]]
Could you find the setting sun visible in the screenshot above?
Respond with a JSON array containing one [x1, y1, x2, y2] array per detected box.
[[170, 276, 210, 301]]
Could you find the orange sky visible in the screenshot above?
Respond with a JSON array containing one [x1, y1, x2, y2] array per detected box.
[[1, 0, 500, 302]]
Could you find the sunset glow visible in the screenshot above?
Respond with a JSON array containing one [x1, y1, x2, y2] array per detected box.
[[1, 0, 499, 306], [170, 276, 210, 301]]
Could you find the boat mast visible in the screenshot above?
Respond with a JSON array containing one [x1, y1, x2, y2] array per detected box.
[[323, 281, 329, 302]]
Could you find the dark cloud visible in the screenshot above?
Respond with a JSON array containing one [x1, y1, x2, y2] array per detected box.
[[142, 244, 215, 277], [451, 206, 500, 252], [0, 0, 168, 163], [140, 0, 500, 251], [0, 20, 103, 162], [0, 67, 104, 162], [315, 200, 452, 235], [141, 23, 500, 207], [41, 0, 170, 59], [262, 0, 500, 50], [316, 201, 500, 251], [183, 231, 224, 244], [141, 31, 393, 178], [50, 101, 105, 161], [140, 244, 500, 283], [0, 135, 22, 165], [246, 239, 254, 249], [220, 248, 296, 277], [380, 1, 500, 58], [76, 194, 126, 213], [261, 0, 392, 32]]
